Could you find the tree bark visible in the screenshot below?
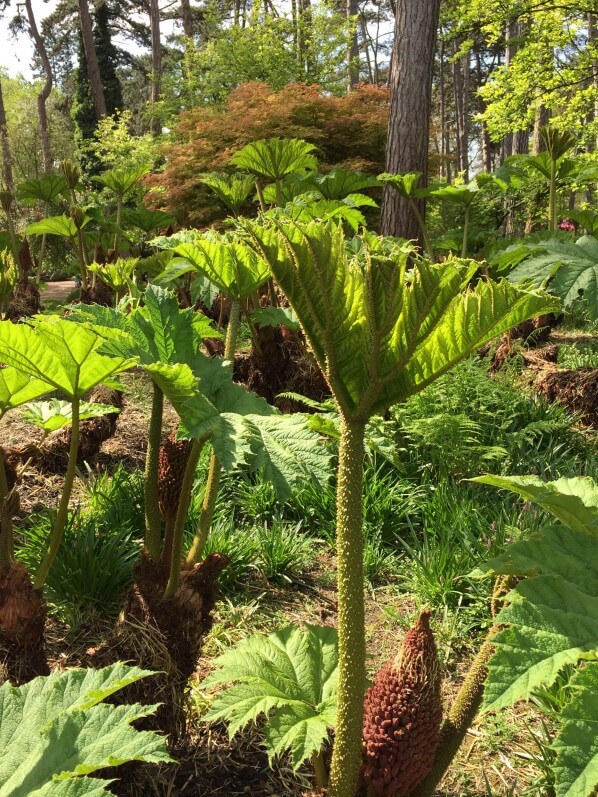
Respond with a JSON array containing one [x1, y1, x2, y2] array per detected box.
[[180, 0, 194, 37], [460, 48, 470, 179], [347, 0, 360, 89], [0, 78, 13, 191], [380, 0, 442, 240], [150, 0, 162, 135], [77, 0, 107, 119], [475, 51, 493, 173], [24, 0, 53, 173]]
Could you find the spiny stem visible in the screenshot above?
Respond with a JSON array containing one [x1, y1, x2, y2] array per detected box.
[[328, 418, 366, 797], [312, 749, 329, 789], [412, 627, 498, 797], [144, 383, 164, 561], [34, 398, 80, 590], [113, 196, 123, 253], [163, 436, 206, 599], [409, 197, 435, 262], [186, 299, 240, 563], [549, 156, 558, 231], [255, 180, 267, 213]]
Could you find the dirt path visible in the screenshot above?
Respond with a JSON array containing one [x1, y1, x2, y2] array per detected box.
[[42, 281, 77, 304]]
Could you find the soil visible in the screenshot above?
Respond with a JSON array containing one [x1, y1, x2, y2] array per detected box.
[[535, 366, 598, 427]]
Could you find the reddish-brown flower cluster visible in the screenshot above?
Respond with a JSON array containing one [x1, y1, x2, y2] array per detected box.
[[363, 611, 443, 796], [158, 431, 194, 521]]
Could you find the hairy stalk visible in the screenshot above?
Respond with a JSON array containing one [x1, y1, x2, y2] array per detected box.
[[161, 516, 176, 576], [34, 398, 80, 590], [409, 197, 435, 262], [328, 418, 366, 797], [549, 157, 557, 231], [75, 231, 88, 290], [0, 447, 12, 573], [413, 628, 498, 797], [187, 300, 240, 563], [255, 180, 267, 213], [144, 383, 164, 561], [35, 202, 49, 285], [113, 196, 123, 253], [461, 206, 470, 258], [312, 750, 329, 789], [5, 212, 22, 280], [163, 436, 206, 599]]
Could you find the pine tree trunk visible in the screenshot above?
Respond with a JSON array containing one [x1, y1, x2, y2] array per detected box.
[[77, 0, 107, 119], [150, 0, 162, 136], [475, 51, 493, 173], [452, 39, 463, 178], [347, 0, 360, 89], [180, 0, 194, 37], [24, 0, 53, 173], [0, 78, 13, 191], [380, 0, 442, 240], [460, 48, 470, 179]]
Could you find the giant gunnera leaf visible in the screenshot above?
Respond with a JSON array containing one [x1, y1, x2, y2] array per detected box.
[[475, 474, 598, 797], [0, 662, 172, 796], [199, 625, 338, 770]]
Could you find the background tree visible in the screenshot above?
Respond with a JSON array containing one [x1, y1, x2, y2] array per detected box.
[[0, 76, 13, 190], [77, 0, 106, 119], [380, 0, 441, 240]]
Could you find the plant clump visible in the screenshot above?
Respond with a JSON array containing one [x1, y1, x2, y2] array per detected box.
[[158, 429, 194, 522], [362, 611, 442, 797]]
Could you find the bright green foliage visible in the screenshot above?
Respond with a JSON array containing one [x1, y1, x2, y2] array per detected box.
[[21, 399, 119, 434], [121, 208, 176, 234], [88, 259, 139, 298], [241, 218, 559, 418], [72, 284, 218, 368], [93, 166, 150, 198], [473, 475, 598, 537], [568, 211, 598, 237], [26, 216, 87, 239], [174, 237, 269, 300], [201, 173, 256, 215], [200, 625, 338, 770], [250, 306, 299, 331], [17, 175, 70, 206], [0, 318, 134, 400], [314, 169, 380, 200], [0, 367, 52, 416], [476, 475, 598, 797], [507, 236, 598, 320], [552, 662, 598, 797], [0, 251, 18, 306], [231, 138, 318, 182], [429, 183, 480, 207], [378, 171, 426, 198], [282, 198, 367, 232], [149, 359, 330, 499], [0, 662, 172, 796]]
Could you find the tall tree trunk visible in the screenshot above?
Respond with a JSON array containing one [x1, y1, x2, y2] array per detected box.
[[77, 0, 106, 120], [0, 78, 13, 191], [380, 0, 442, 240], [460, 48, 470, 179], [475, 52, 492, 173], [150, 0, 162, 136], [360, 13, 374, 84], [24, 0, 53, 173], [180, 0, 194, 37], [502, 19, 518, 160], [439, 38, 449, 180], [452, 39, 463, 178], [347, 0, 360, 89]]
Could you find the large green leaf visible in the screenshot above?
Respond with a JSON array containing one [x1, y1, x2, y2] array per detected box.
[[508, 236, 598, 319], [315, 169, 380, 200], [482, 535, 597, 711], [472, 475, 598, 537], [201, 173, 255, 215], [0, 662, 172, 796], [174, 237, 269, 300], [0, 318, 133, 400], [21, 399, 119, 434], [231, 138, 318, 182], [93, 166, 150, 197], [201, 625, 338, 770], [0, 367, 53, 417], [121, 208, 176, 234], [241, 218, 558, 418], [17, 175, 69, 206], [552, 662, 598, 797], [26, 216, 82, 239]]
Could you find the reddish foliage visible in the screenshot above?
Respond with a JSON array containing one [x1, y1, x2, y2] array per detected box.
[[147, 82, 389, 223]]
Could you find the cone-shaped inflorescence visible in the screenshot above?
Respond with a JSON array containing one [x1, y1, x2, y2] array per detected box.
[[158, 430, 194, 522], [363, 611, 442, 796]]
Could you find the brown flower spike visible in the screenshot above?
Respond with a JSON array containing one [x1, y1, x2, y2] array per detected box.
[[158, 430, 194, 521], [363, 611, 443, 796]]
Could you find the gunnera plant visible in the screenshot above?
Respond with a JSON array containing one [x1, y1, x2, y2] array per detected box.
[[363, 611, 442, 797]]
